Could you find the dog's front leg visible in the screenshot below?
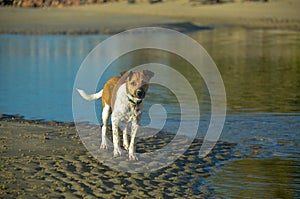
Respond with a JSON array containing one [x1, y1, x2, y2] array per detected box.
[[112, 118, 122, 157], [123, 124, 129, 151], [128, 121, 139, 160]]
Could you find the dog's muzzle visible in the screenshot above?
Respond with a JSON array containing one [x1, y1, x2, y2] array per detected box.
[[135, 88, 145, 99]]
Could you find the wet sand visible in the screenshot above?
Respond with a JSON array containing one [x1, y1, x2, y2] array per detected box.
[[0, 0, 300, 34], [0, 114, 238, 198]]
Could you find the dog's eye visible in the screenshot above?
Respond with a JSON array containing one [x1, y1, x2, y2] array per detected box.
[[131, 81, 136, 86]]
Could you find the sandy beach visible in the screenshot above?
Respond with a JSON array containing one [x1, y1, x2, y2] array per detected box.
[[0, 115, 237, 198], [0, 0, 300, 34]]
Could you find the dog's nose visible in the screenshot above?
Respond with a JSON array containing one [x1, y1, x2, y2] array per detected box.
[[135, 89, 145, 99]]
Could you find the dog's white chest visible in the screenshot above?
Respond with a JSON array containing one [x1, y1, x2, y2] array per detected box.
[[112, 84, 142, 123]]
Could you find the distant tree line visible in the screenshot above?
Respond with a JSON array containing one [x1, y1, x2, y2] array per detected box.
[[0, 0, 268, 7], [0, 0, 117, 7]]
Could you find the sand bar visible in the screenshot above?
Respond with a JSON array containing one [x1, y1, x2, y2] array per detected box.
[[0, 0, 300, 34]]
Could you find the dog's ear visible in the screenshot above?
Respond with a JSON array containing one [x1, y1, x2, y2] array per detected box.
[[120, 71, 127, 76], [120, 71, 133, 80], [143, 70, 154, 79], [127, 71, 134, 81]]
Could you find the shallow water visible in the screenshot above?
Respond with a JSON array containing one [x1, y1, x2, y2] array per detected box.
[[211, 158, 300, 198], [193, 28, 300, 198], [0, 27, 299, 197], [0, 34, 109, 121]]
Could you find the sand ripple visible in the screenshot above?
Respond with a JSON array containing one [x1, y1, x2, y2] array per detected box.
[[0, 116, 238, 198]]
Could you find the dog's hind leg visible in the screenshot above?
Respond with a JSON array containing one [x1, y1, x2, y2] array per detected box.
[[100, 104, 110, 150]]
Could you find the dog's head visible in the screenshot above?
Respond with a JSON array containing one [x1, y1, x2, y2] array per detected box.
[[123, 70, 154, 104]]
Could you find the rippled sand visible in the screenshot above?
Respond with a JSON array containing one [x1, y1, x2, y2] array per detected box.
[[0, 115, 237, 198]]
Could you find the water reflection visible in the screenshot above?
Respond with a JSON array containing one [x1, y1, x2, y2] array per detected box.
[[211, 158, 300, 198], [191, 28, 300, 113], [0, 34, 108, 121]]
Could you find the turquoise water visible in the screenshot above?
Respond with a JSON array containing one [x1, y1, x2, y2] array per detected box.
[[0, 28, 299, 197], [0, 34, 108, 121]]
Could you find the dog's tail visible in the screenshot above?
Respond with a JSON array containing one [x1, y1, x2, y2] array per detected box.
[[76, 88, 103, 101]]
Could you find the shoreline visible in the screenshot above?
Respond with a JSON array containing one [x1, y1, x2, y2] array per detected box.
[[1, 0, 300, 35]]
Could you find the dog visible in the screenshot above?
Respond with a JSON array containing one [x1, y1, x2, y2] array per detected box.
[[77, 70, 154, 160]]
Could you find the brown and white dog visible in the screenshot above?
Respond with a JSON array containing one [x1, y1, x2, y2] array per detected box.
[[77, 70, 154, 160]]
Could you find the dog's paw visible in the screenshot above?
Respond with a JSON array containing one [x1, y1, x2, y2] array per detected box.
[[100, 144, 108, 150], [113, 148, 122, 157], [129, 153, 138, 161], [123, 144, 129, 151]]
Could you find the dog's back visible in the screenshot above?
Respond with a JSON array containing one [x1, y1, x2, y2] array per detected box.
[[102, 75, 126, 109], [77, 72, 128, 108]]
